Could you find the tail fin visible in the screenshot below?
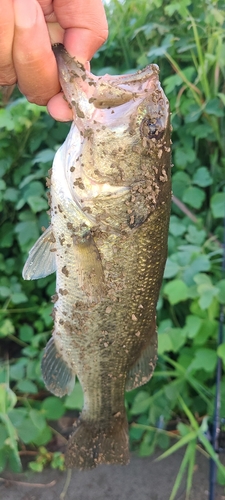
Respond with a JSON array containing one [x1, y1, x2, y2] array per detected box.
[[65, 416, 129, 469]]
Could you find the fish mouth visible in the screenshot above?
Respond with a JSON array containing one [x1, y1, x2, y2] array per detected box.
[[53, 43, 160, 123]]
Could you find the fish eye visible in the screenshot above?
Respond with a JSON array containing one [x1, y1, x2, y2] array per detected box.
[[140, 117, 165, 140]]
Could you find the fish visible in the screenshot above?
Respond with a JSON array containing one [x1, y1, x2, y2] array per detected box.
[[23, 44, 171, 470]]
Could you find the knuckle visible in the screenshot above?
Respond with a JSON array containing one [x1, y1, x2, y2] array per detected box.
[[0, 76, 17, 86]]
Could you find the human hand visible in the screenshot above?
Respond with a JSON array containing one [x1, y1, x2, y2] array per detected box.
[[0, 0, 108, 120]]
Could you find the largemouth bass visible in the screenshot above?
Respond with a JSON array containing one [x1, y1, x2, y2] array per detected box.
[[23, 44, 171, 469]]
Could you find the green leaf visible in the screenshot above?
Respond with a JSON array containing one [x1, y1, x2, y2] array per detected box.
[[194, 273, 212, 286], [0, 286, 10, 298], [0, 179, 6, 190], [3, 188, 19, 202], [164, 73, 183, 94], [211, 192, 225, 218], [0, 319, 15, 338], [164, 258, 180, 278], [17, 181, 45, 210], [41, 397, 65, 420], [196, 283, 218, 310], [210, 7, 225, 25], [204, 98, 224, 117], [17, 418, 41, 443], [32, 425, 52, 446], [183, 186, 205, 209], [27, 195, 48, 213], [188, 348, 217, 373], [29, 461, 44, 472], [164, 0, 191, 17], [157, 432, 170, 450], [19, 324, 33, 342], [158, 320, 173, 334], [190, 123, 214, 139], [0, 109, 14, 130], [174, 148, 196, 169], [22, 346, 39, 358], [130, 391, 151, 415], [147, 35, 174, 57], [169, 216, 186, 236], [164, 379, 184, 401], [139, 431, 156, 457], [17, 379, 38, 394], [14, 220, 39, 248], [33, 148, 55, 164], [177, 422, 190, 437], [185, 104, 202, 123], [10, 363, 25, 381], [26, 359, 40, 380], [183, 315, 203, 339], [193, 319, 217, 345], [186, 225, 206, 245], [8, 408, 27, 427], [11, 292, 28, 304], [168, 328, 185, 353], [129, 425, 145, 441], [158, 332, 173, 355], [172, 172, 190, 198], [182, 255, 210, 286], [64, 382, 83, 410], [0, 222, 14, 248], [29, 409, 46, 431], [192, 167, 212, 187], [164, 279, 189, 305]]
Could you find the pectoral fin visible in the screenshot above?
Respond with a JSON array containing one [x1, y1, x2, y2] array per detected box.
[[22, 226, 56, 280], [41, 337, 75, 397], [125, 333, 157, 391]]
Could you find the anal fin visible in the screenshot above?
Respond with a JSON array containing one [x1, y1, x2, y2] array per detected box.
[[41, 337, 75, 397], [125, 332, 157, 391]]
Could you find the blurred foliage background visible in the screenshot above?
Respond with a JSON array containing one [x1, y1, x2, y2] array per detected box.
[[0, 0, 225, 493]]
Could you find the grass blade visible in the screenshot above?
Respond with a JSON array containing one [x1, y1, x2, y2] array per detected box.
[[156, 430, 197, 461], [186, 440, 196, 499], [169, 441, 195, 500], [178, 396, 199, 431]]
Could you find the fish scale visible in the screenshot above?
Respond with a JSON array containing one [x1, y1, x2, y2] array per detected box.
[[23, 44, 171, 470]]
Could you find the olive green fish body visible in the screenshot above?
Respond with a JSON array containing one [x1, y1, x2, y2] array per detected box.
[[23, 44, 171, 469]]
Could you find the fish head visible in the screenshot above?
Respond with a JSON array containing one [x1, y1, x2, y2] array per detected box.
[[53, 45, 171, 231]]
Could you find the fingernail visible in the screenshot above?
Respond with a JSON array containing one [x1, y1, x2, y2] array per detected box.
[[14, 0, 38, 28]]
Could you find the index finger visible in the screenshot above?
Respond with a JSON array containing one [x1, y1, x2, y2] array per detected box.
[[54, 0, 108, 62], [13, 0, 61, 105]]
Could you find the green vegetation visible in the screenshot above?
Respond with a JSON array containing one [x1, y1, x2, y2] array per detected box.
[[0, 0, 225, 496]]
